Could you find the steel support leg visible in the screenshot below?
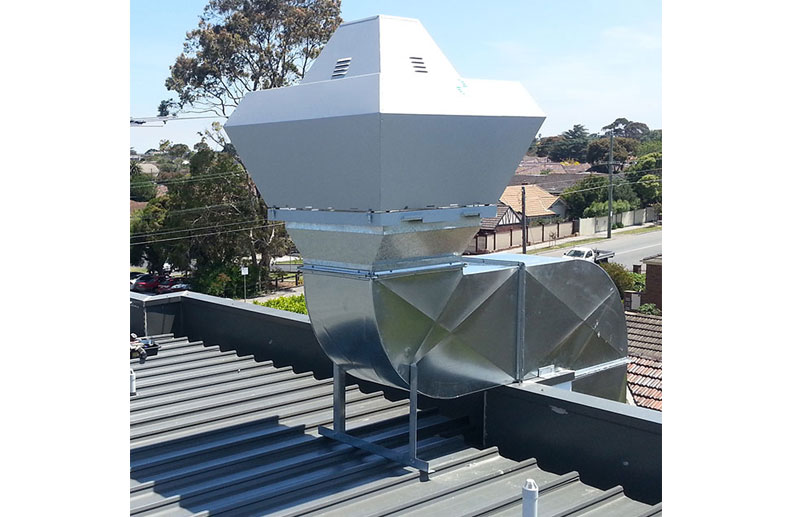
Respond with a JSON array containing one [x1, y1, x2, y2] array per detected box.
[[332, 363, 346, 433], [409, 363, 418, 462], [318, 362, 431, 474]]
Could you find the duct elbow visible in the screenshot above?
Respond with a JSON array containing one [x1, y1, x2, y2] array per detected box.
[[304, 253, 628, 399]]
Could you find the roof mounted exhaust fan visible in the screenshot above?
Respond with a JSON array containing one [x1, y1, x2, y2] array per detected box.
[[226, 15, 628, 473]]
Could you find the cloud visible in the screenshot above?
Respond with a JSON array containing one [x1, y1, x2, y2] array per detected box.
[[601, 26, 661, 51]]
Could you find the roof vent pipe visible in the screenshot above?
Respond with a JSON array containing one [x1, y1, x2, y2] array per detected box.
[[225, 15, 628, 400], [522, 479, 539, 517]]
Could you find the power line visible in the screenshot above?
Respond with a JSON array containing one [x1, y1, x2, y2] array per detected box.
[[167, 204, 240, 215], [130, 222, 284, 246], [130, 115, 227, 127], [131, 217, 266, 238], [557, 177, 662, 196], [131, 203, 254, 217], [131, 175, 661, 235], [130, 171, 248, 187], [513, 168, 662, 187]]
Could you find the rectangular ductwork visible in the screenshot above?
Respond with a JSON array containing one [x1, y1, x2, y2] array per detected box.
[[225, 15, 628, 402]]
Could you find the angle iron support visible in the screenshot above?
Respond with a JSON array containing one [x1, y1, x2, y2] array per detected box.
[[318, 362, 432, 475], [516, 263, 526, 381], [332, 363, 346, 433], [409, 363, 418, 462]]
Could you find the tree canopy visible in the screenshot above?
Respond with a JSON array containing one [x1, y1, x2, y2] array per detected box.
[[626, 151, 662, 177], [130, 146, 291, 293], [130, 161, 157, 202], [560, 175, 609, 219], [162, 0, 342, 116], [560, 174, 641, 219], [169, 143, 191, 158], [586, 137, 639, 169], [602, 118, 651, 141], [544, 124, 592, 162], [142, 0, 340, 296], [634, 174, 662, 205]]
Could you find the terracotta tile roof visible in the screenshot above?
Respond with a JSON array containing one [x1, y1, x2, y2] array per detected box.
[[625, 311, 662, 411], [625, 312, 662, 361], [508, 172, 607, 194], [130, 200, 147, 214], [500, 184, 563, 218], [628, 356, 662, 411], [515, 156, 592, 175]]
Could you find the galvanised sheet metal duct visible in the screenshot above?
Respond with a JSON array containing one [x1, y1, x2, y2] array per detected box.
[[225, 15, 628, 400]]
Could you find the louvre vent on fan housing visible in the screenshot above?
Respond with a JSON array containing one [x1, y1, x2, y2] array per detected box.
[[410, 57, 427, 73], [332, 57, 351, 78]]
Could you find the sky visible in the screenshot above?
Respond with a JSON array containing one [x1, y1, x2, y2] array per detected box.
[[130, 0, 661, 153]]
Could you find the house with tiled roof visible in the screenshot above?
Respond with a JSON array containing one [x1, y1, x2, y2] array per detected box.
[[480, 202, 521, 232], [467, 185, 574, 254], [467, 202, 523, 253], [500, 184, 567, 222], [625, 312, 662, 411], [467, 185, 575, 253]]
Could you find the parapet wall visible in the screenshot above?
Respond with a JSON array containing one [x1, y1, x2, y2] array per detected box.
[[130, 290, 660, 503]]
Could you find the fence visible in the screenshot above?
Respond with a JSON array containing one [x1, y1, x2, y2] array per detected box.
[[467, 221, 574, 253], [578, 207, 657, 237], [466, 207, 658, 254]]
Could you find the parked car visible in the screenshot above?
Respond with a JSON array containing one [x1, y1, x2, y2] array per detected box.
[[130, 272, 145, 286], [132, 274, 164, 292], [155, 278, 190, 294], [562, 247, 615, 264]]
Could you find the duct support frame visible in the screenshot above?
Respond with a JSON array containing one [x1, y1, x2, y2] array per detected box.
[[318, 363, 433, 476]]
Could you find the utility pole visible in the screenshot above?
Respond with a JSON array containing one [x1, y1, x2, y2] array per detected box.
[[521, 185, 527, 253], [607, 131, 613, 239]]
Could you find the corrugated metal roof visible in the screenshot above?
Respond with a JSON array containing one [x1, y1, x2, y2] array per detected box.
[[131, 335, 661, 516]]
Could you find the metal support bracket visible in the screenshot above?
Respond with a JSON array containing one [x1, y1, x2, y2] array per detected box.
[[319, 363, 432, 475]]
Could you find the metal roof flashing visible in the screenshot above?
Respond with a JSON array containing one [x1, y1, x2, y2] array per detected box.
[[505, 382, 662, 425]]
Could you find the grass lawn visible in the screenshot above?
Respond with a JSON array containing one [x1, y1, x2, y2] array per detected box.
[[614, 225, 662, 236], [278, 258, 304, 265], [525, 225, 661, 254], [526, 237, 606, 254]]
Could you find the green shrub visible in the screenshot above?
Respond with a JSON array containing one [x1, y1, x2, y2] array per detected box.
[[254, 294, 307, 315], [191, 263, 261, 298], [130, 173, 157, 201], [638, 303, 661, 316], [599, 262, 634, 299], [583, 199, 631, 218], [629, 272, 646, 292]]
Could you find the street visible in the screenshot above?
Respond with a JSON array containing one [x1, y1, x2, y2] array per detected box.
[[533, 229, 662, 270]]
